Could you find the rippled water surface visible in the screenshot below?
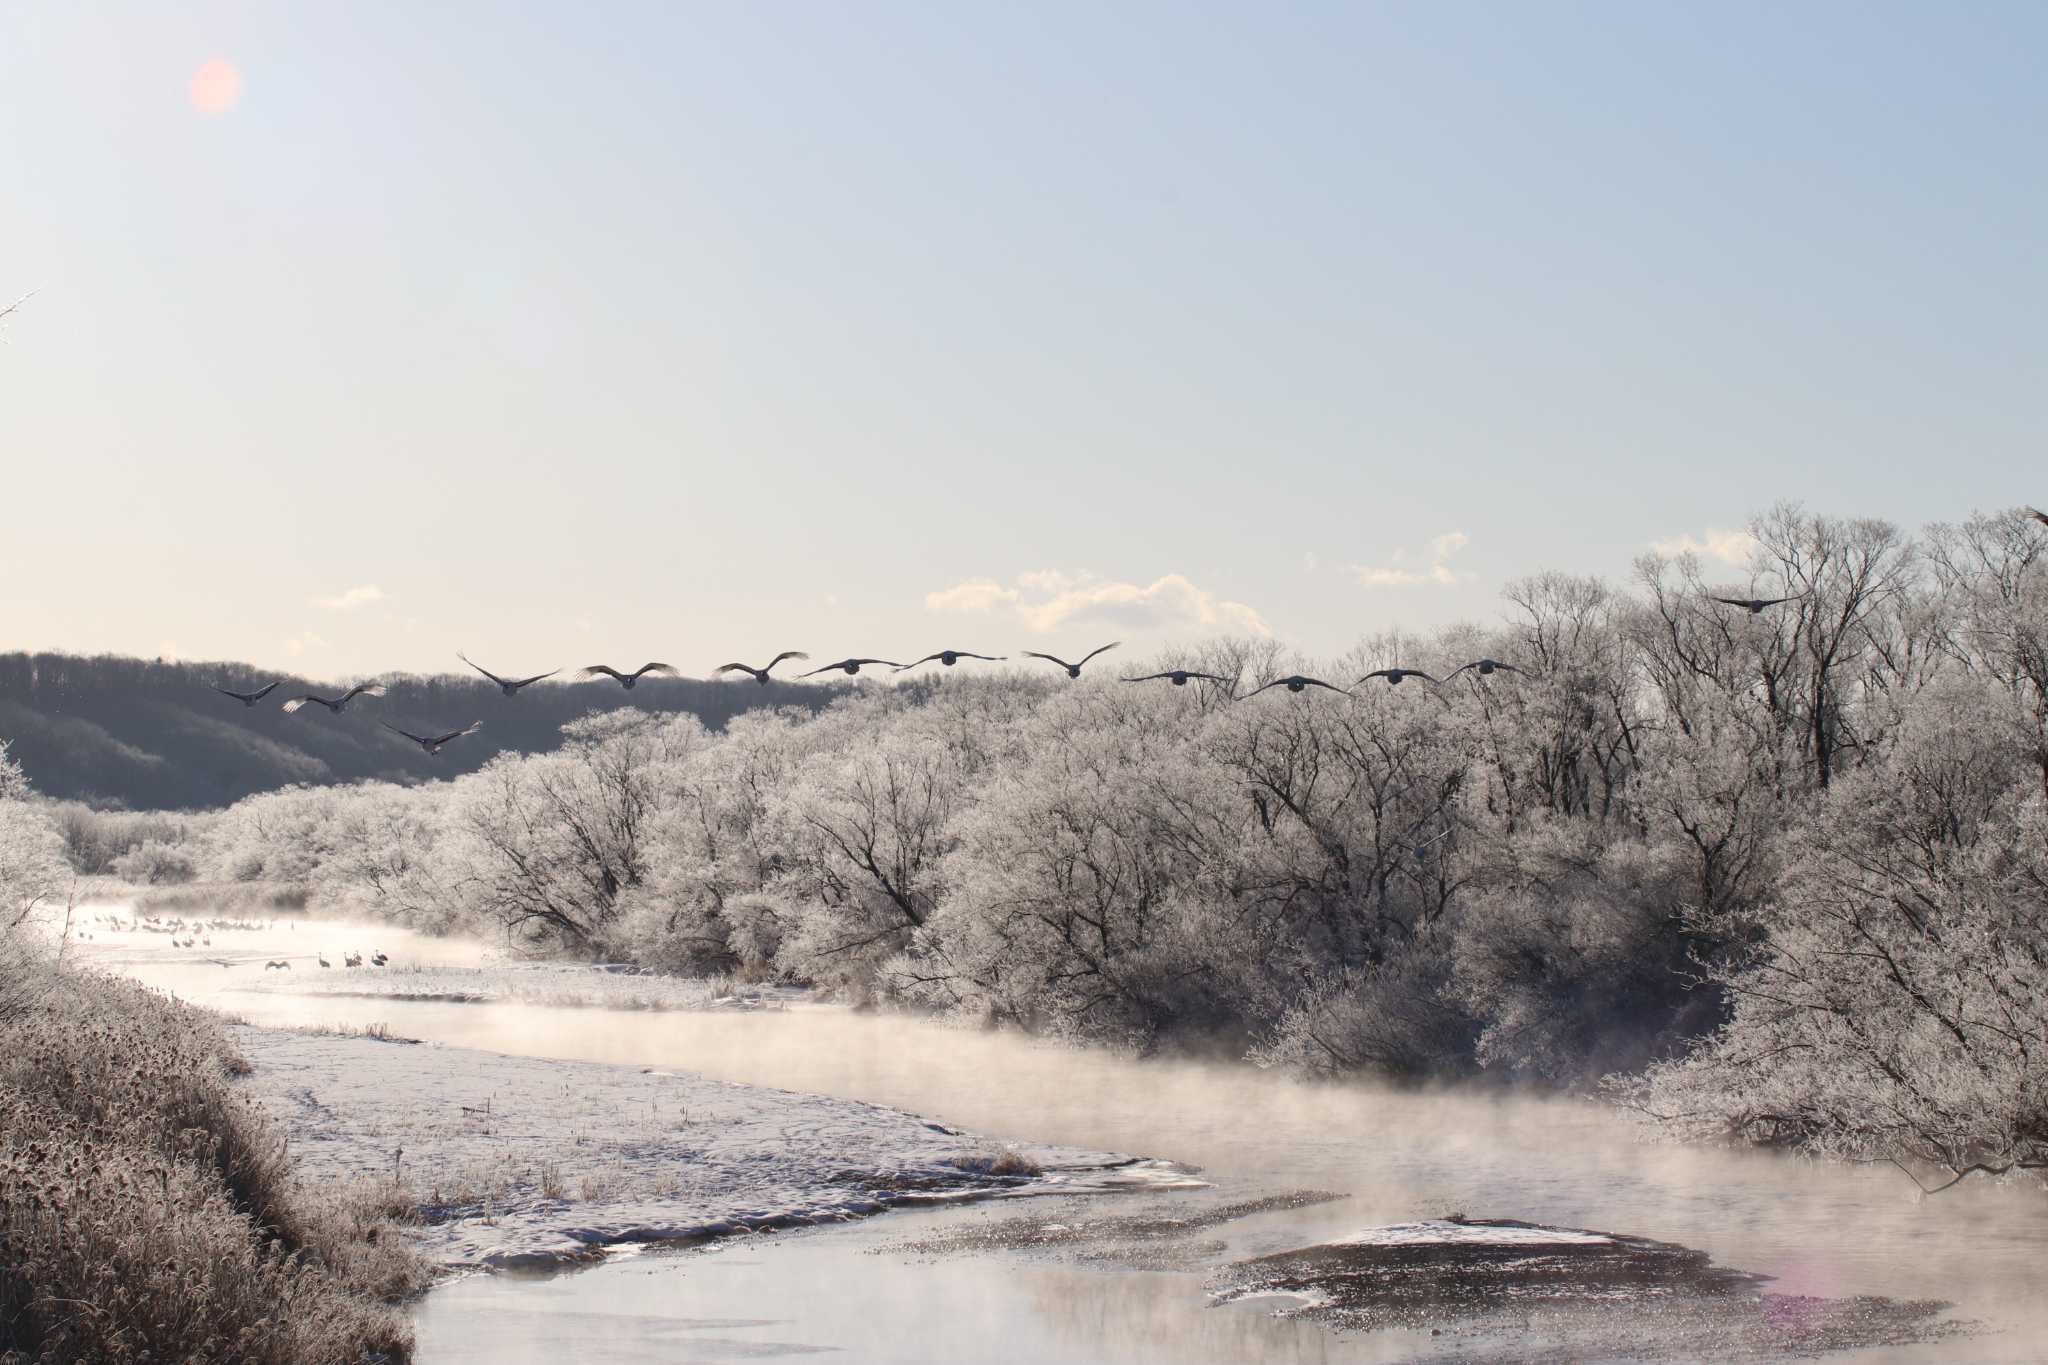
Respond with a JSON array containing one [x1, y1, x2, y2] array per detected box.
[[88, 910, 2048, 1362]]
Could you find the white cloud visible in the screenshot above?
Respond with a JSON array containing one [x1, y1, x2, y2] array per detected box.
[[924, 578, 1019, 613], [1350, 530, 1473, 589], [1651, 528, 1757, 567], [1016, 569, 1083, 595], [1356, 565, 1460, 587], [283, 631, 328, 658], [312, 584, 387, 611], [926, 571, 1270, 637]]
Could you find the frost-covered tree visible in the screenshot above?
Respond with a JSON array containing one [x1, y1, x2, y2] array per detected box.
[[0, 742, 65, 930], [776, 727, 967, 991], [0, 741, 68, 1020], [1924, 508, 2048, 798], [1626, 670, 2048, 1188], [621, 708, 806, 974], [0, 741, 29, 804], [903, 687, 1247, 1045], [456, 712, 702, 954]]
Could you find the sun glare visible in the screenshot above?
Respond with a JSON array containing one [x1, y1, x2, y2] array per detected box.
[[189, 57, 243, 114]]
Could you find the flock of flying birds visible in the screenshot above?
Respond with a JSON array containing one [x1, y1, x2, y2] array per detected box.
[[203, 590, 1806, 758]]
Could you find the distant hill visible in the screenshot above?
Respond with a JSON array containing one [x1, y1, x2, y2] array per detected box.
[[0, 652, 833, 810]]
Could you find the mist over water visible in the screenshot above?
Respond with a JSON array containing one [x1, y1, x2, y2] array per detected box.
[[89, 912, 2048, 1362]]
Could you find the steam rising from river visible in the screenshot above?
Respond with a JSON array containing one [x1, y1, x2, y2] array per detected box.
[[79, 906, 2048, 1361]]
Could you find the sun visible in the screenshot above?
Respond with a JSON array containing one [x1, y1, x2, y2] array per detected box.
[[189, 58, 243, 115]]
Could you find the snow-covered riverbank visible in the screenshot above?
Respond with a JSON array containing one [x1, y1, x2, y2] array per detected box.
[[229, 961, 804, 1011], [230, 1025, 1199, 1270]]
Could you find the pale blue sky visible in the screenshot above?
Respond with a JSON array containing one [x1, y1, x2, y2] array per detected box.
[[3, 3, 2042, 676]]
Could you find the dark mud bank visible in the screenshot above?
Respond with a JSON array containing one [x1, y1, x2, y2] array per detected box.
[[1214, 1217, 1969, 1360]]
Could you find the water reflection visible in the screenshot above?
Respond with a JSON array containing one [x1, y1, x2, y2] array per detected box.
[[414, 1212, 1399, 1365]]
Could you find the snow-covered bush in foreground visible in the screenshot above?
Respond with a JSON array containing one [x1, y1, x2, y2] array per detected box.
[[0, 746, 425, 1361], [0, 973, 426, 1362]]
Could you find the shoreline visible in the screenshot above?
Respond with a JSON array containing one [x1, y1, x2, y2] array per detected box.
[[229, 1023, 1202, 1271]]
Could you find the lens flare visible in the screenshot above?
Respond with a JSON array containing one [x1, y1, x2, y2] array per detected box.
[[189, 58, 243, 115]]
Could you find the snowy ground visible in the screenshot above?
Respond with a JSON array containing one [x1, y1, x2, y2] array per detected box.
[[80, 905, 1208, 1272], [229, 963, 804, 1012], [230, 1025, 1201, 1269], [1326, 1219, 1615, 1248]]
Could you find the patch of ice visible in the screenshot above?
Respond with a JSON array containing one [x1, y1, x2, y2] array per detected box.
[[1328, 1220, 1613, 1248], [1220, 1288, 1338, 1312]]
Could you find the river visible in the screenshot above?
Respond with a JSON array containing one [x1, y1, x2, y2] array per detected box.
[[86, 911, 2048, 1363]]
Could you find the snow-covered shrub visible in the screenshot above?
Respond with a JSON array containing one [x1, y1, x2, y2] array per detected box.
[[111, 837, 198, 885], [0, 972, 426, 1361]]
